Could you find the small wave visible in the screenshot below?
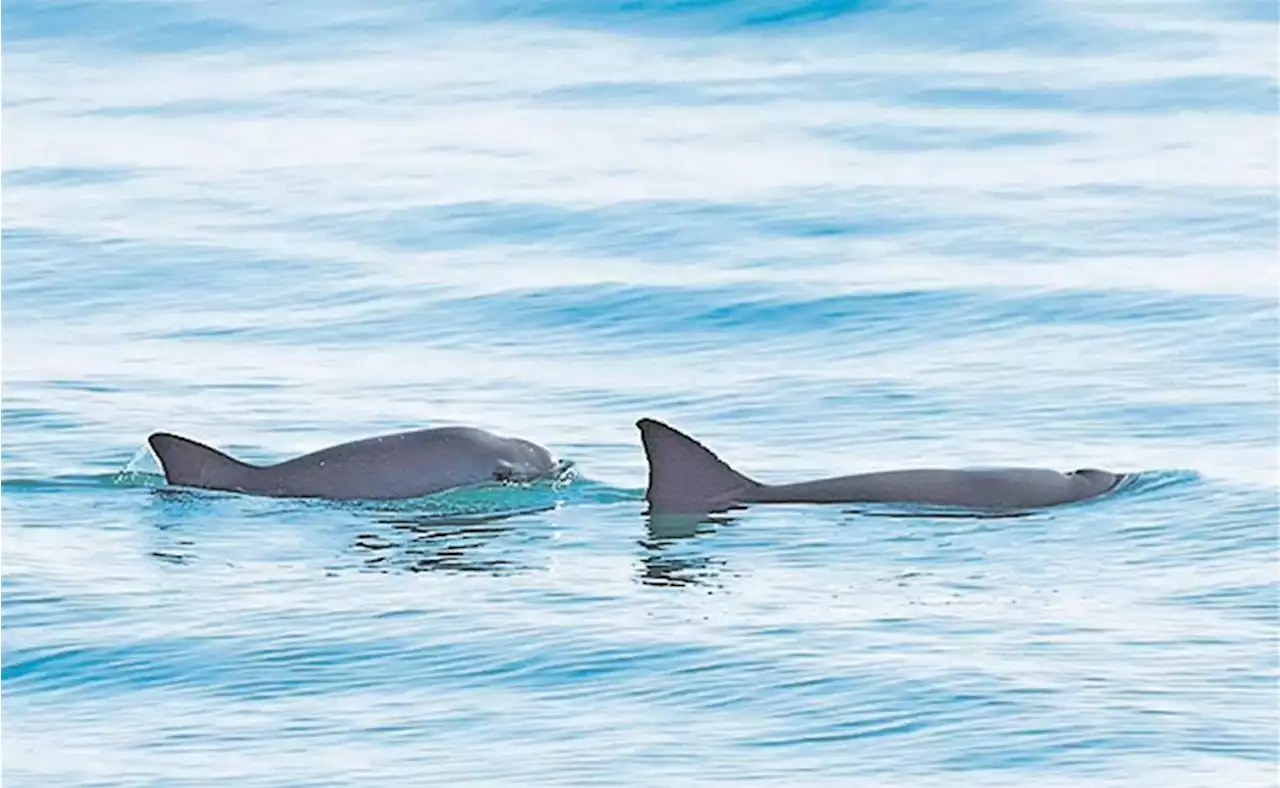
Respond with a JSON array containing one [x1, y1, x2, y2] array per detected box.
[[408, 0, 893, 37], [1108, 469, 1202, 499]]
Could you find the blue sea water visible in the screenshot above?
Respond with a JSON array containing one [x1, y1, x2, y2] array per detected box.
[[3, 0, 1278, 785]]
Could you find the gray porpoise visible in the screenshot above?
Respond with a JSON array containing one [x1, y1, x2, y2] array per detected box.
[[637, 418, 1126, 515], [148, 426, 558, 501]]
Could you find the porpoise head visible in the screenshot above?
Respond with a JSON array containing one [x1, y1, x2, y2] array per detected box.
[[500, 437, 558, 479], [1066, 468, 1126, 499]]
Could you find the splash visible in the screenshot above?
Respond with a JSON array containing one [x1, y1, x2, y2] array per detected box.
[[112, 443, 165, 487]]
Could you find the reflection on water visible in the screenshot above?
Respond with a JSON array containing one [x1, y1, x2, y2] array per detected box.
[[352, 509, 551, 575], [137, 479, 565, 574], [635, 513, 736, 588]]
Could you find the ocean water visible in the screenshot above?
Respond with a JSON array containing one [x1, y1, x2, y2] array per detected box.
[[3, 0, 1278, 785]]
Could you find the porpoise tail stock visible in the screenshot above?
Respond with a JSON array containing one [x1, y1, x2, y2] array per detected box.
[[147, 426, 559, 501], [636, 418, 1127, 515]]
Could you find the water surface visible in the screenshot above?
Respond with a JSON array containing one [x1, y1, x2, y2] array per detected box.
[[3, 1, 1277, 785]]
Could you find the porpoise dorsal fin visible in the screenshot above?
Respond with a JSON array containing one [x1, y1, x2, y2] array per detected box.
[[636, 418, 760, 514], [147, 432, 257, 492]]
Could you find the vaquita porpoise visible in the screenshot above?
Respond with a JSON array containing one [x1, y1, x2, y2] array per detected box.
[[148, 427, 558, 501], [636, 418, 1127, 515]]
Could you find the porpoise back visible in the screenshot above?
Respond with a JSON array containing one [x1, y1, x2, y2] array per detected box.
[[148, 426, 557, 501], [636, 418, 1125, 514]]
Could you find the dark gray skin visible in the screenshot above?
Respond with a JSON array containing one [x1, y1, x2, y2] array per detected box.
[[148, 426, 558, 501], [637, 418, 1126, 515]]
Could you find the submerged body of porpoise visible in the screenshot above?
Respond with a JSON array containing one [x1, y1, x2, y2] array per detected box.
[[148, 426, 558, 501], [637, 418, 1127, 515]]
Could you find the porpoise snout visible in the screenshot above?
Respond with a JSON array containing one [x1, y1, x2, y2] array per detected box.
[[512, 438, 556, 474]]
